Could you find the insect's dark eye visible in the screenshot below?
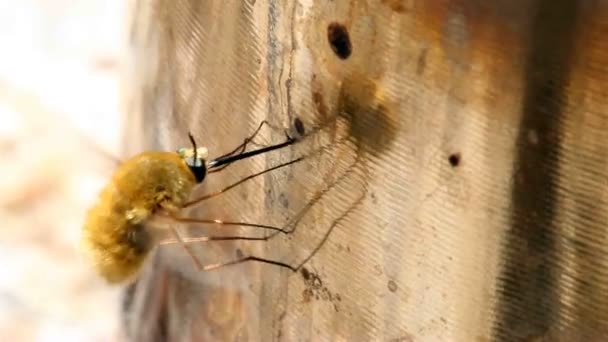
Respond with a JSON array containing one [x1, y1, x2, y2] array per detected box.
[[187, 161, 207, 183]]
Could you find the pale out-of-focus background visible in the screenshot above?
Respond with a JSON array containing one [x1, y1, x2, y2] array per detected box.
[[0, 1, 126, 340]]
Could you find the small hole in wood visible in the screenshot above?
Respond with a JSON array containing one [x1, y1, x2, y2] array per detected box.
[[293, 117, 305, 136], [448, 153, 461, 167], [327, 22, 352, 59]]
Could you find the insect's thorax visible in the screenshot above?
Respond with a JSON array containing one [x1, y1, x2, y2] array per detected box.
[[113, 151, 197, 214]]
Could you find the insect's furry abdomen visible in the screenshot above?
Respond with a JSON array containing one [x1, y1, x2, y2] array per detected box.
[[83, 187, 150, 283], [83, 151, 197, 283]]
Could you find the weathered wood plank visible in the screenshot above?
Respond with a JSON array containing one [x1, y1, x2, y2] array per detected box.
[[122, 0, 608, 340]]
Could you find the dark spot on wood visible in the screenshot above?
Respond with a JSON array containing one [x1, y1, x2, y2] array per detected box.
[[388, 279, 398, 292], [300, 267, 311, 281], [278, 193, 289, 208], [312, 275, 323, 289], [381, 0, 409, 13], [338, 74, 399, 156], [301, 268, 340, 308], [390, 333, 415, 342], [235, 248, 244, 258], [448, 153, 461, 167], [302, 288, 313, 303], [327, 22, 352, 59], [417, 48, 428, 75], [374, 264, 383, 275], [312, 90, 328, 120], [293, 117, 305, 136]]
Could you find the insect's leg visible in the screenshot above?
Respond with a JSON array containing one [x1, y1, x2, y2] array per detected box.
[[164, 202, 363, 273], [159, 235, 297, 271], [209, 121, 266, 166], [199, 154, 364, 272], [183, 156, 305, 208], [164, 162, 364, 272], [160, 235, 270, 244], [157, 207, 293, 272], [245, 120, 289, 147], [167, 226, 203, 271], [201, 256, 296, 272], [155, 204, 208, 270], [279, 160, 358, 239], [209, 120, 287, 173], [161, 214, 290, 235], [292, 180, 367, 271]]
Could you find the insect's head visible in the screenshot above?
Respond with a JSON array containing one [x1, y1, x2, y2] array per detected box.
[[177, 133, 208, 183]]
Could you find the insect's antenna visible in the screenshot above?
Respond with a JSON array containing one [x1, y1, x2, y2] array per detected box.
[[188, 132, 198, 161]]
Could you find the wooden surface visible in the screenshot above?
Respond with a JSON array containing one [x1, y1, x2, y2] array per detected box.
[[121, 0, 608, 340]]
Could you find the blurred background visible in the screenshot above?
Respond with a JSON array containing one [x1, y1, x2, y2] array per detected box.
[[0, 1, 126, 340]]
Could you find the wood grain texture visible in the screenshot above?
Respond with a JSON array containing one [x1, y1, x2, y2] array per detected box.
[[121, 0, 608, 340]]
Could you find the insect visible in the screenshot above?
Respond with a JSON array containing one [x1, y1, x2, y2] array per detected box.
[[82, 119, 308, 284]]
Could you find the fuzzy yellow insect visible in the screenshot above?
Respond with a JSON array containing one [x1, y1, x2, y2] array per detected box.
[[82, 140, 208, 283], [82, 123, 301, 284]]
